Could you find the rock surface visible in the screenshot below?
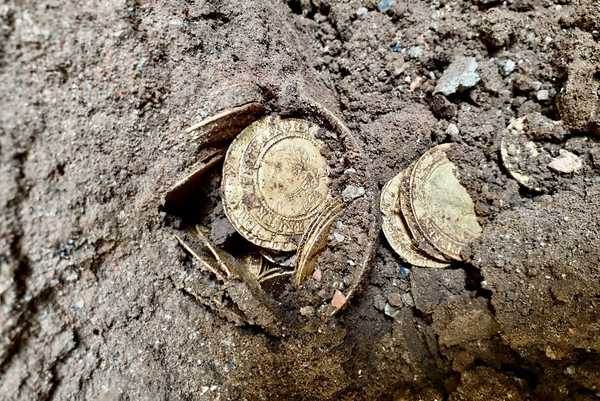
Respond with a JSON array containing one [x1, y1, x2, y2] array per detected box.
[[434, 57, 480, 96]]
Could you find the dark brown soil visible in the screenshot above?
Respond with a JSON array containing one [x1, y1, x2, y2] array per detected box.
[[1, 0, 599, 400]]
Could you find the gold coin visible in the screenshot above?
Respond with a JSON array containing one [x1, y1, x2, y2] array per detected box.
[[222, 116, 330, 251], [380, 170, 449, 268], [294, 198, 343, 286], [409, 144, 482, 261], [186, 102, 266, 145], [397, 165, 453, 263]]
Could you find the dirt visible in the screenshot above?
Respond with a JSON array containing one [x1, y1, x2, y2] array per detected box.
[[1, 0, 600, 400]]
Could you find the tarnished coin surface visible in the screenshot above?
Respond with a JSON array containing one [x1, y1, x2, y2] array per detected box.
[[397, 164, 452, 263], [222, 116, 330, 251], [409, 144, 482, 261], [380, 171, 449, 268]]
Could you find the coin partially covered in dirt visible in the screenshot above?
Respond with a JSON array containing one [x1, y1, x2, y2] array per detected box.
[[186, 102, 266, 145], [398, 161, 452, 263], [222, 116, 331, 251], [380, 170, 449, 268], [409, 144, 482, 261], [186, 80, 266, 145], [500, 116, 555, 192], [295, 197, 344, 286]]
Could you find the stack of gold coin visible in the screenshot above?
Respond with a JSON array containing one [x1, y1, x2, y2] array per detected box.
[[380, 144, 482, 268]]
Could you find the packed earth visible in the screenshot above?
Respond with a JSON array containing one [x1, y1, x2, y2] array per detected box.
[[1, 0, 600, 400]]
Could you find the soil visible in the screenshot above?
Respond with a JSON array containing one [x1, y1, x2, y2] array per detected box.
[[1, 0, 600, 401]]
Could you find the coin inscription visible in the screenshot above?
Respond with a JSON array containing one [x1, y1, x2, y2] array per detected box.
[[410, 144, 482, 261], [222, 116, 330, 251]]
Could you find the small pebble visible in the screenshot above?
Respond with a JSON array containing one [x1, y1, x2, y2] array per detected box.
[[497, 58, 516, 76], [384, 303, 401, 319], [300, 306, 315, 317], [434, 57, 480, 96], [342, 185, 365, 202], [332, 232, 345, 243], [446, 123, 460, 138], [548, 150, 583, 173], [406, 46, 423, 59], [398, 265, 410, 279], [331, 290, 347, 309], [312, 269, 322, 281], [356, 6, 368, 17], [377, 0, 396, 13], [387, 293, 403, 307], [536, 89, 550, 102], [401, 293, 414, 307], [390, 42, 402, 53]]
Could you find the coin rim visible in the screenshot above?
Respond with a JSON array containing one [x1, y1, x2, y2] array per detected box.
[[399, 162, 453, 263], [380, 170, 450, 268]]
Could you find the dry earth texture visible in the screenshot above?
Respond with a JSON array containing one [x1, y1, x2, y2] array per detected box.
[[1, 0, 600, 400]]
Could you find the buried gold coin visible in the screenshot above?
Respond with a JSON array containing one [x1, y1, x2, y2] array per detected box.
[[380, 170, 449, 268], [294, 198, 344, 286], [186, 80, 266, 146], [398, 164, 452, 263], [222, 116, 331, 252], [186, 102, 266, 146], [409, 144, 482, 261]]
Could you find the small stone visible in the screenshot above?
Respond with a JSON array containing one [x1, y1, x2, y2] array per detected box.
[[342, 185, 365, 202], [312, 269, 322, 281], [536, 89, 550, 102], [512, 73, 541, 93], [356, 6, 368, 17], [332, 232, 345, 243], [401, 293, 414, 307], [377, 0, 396, 13], [300, 306, 315, 317], [446, 123, 460, 139], [384, 303, 401, 319], [430, 95, 458, 119], [497, 58, 516, 76], [548, 150, 583, 173], [389, 42, 402, 53], [387, 293, 403, 308], [398, 265, 410, 279], [406, 46, 423, 59], [434, 57, 480, 96], [331, 290, 347, 309], [476, 0, 502, 5]]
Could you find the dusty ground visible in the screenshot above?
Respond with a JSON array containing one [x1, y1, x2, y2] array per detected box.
[[1, 0, 600, 400]]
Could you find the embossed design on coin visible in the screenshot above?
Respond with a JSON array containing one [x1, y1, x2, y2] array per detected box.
[[380, 170, 449, 268], [399, 163, 452, 263], [409, 144, 482, 261], [222, 116, 330, 251]]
